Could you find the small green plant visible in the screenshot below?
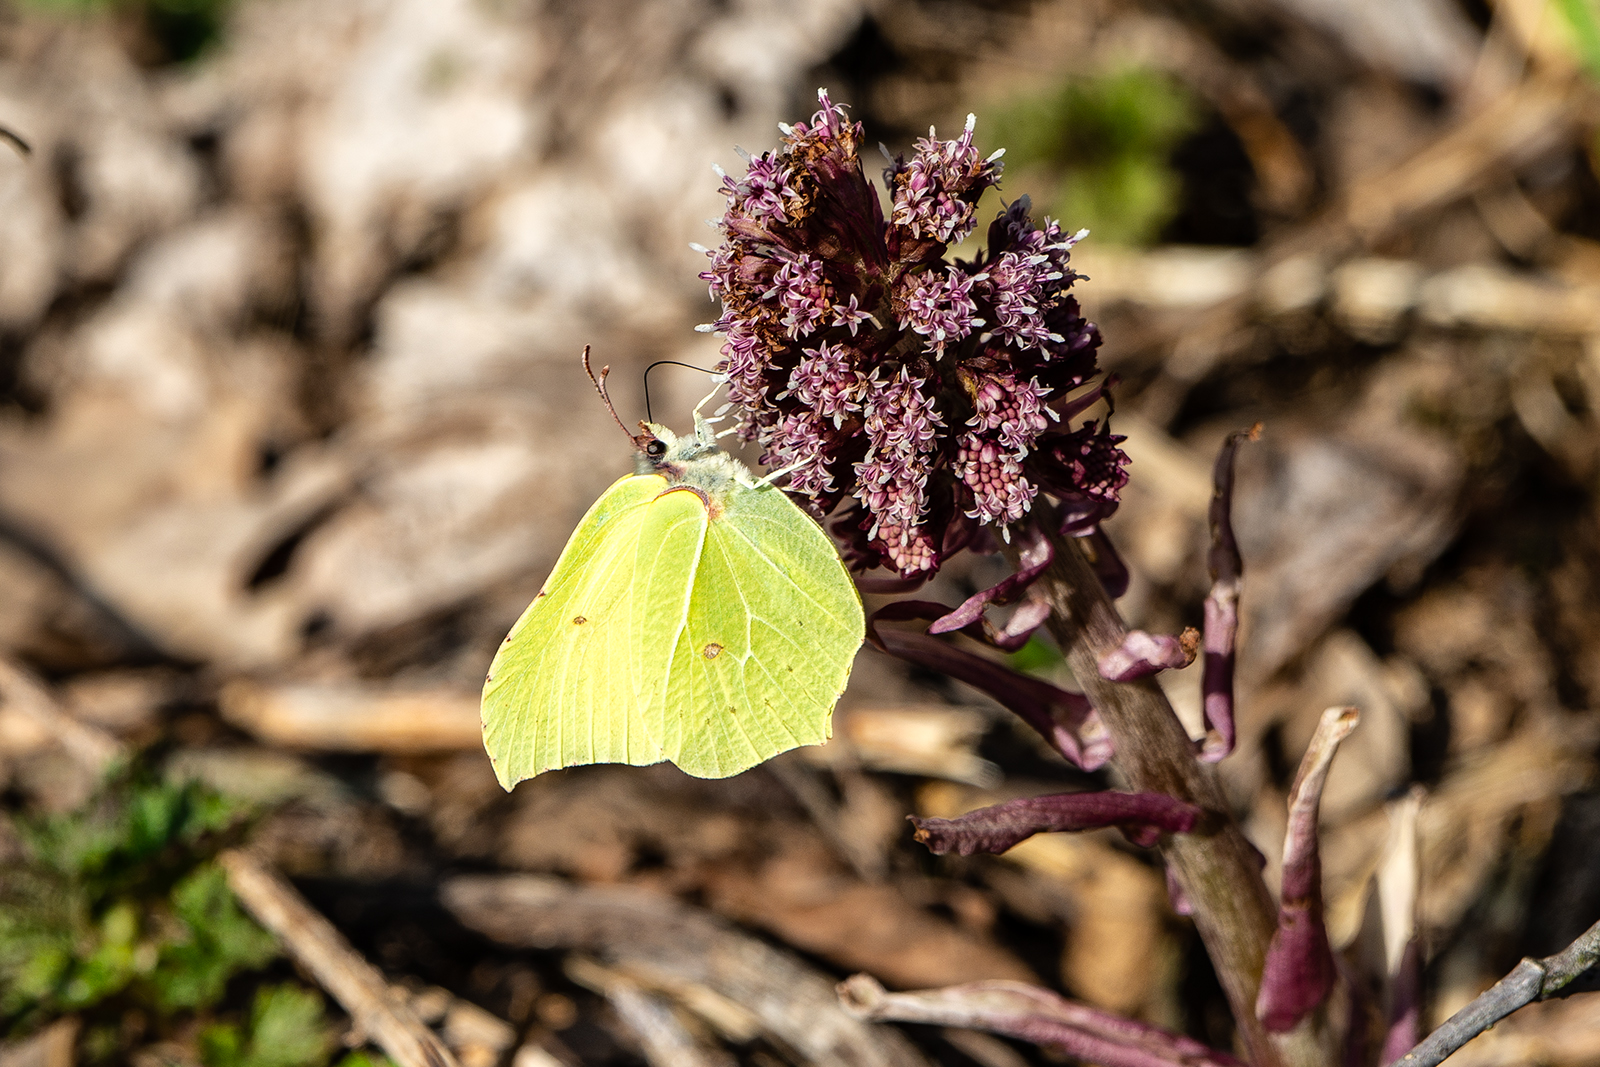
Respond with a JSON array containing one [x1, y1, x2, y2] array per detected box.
[[197, 982, 397, 1067], [986, 68, 1199, 246], [198, 984, 331, 1067], [0, 772, 274, 1036]]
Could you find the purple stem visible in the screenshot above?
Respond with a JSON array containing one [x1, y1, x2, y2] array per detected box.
[[839, 974, 1245, 1067], [912, 791, 1200, 854], [870, 617, 1111, 771], [1016, 509, 1310, 1067]]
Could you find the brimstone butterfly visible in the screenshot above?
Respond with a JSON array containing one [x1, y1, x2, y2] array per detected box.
[[481, 353, 865, 787]]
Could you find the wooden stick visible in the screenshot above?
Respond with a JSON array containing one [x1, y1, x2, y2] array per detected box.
[[219, 681, 482, 753], [218, 849, 461, 1067]]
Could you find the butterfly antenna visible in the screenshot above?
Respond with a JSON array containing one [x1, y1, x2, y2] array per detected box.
[[642, 359, 717, 424], [583, 346, 649, 448]]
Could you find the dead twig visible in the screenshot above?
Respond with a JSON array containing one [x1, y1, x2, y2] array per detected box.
[[566, 956, 733, 1067], [1389, 919, 1600, 1067], [1342, 74, 1589, 243], [219, 681, 482, 753], [0, 658, 124, 774], [218, 849, 460, 1067], [442, 874, 930, 1067]]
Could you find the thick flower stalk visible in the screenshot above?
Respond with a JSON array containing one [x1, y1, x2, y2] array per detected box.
[[700, 91, 1126, 577]]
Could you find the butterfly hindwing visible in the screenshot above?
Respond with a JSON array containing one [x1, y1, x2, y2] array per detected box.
[[632, 480, 862, 778], [481, 474, 667, 787]]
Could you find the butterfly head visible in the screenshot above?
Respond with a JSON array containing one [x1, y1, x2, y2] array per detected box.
[[634, 421, 720, 476], [634, 420, 754, 496]]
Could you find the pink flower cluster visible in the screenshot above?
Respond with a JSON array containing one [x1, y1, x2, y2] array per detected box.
[[699, 90, 1126, 576]]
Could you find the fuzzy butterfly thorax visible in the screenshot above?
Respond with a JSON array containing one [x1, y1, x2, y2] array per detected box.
[[633, 417, 757, 512]]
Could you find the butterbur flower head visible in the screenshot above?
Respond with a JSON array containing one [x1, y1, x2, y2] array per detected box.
[[888, 114, 999, 245], [701, 89, 1126, 576], [728, 151, 803, 222]]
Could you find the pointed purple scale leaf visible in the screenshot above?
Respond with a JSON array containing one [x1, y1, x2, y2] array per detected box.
[[874, 627, 1111, 770], [910, 792, 1201, 856], [1080, 527, 1130, 599], [1052, 374, 1120, 425], [1198, 424, 1259, 762], [1256, 704, 1360, 1032], [1198, 589, 1238, 762], [928, 527, 1053, 635], [1099, 628, 1200, 683], [867, 604, 1111, 770], [1379, 937, 1422, 1065], [991, 595, 1051, 652], [838, 975, 1245, 1067]]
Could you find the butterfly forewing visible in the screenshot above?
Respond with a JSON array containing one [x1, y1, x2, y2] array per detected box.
[[481, 474, 667, 787], [632, 480, 863, 778]]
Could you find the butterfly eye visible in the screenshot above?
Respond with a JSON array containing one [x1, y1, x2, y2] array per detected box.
[[646, 440, 667, 458]]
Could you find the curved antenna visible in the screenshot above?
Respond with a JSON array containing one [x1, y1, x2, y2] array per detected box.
[[582, 345, 649, 449], [643, 359, 716, 423], [0, 125, 32, 160]]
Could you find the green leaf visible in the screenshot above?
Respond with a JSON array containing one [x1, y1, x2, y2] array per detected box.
[[199, 1021, 248, 1067], [245, 984, 332, 1067], [60, 902, 147, 1010], [200, 984, 332, 1067], [149, 864, 280, 1011], [1006, 633, 1063, 675]]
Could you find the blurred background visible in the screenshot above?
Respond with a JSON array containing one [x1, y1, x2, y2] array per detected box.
[[2, 0, 1600, 1065]]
